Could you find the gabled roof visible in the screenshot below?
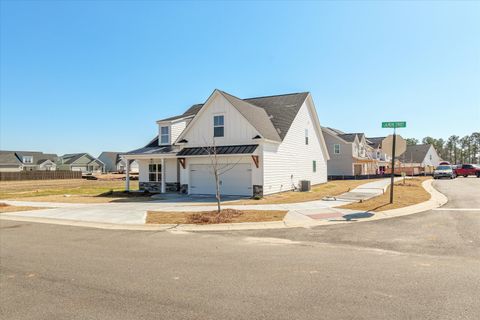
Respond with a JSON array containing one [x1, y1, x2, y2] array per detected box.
[[0, 151, 22, 166], [155, 90, 310, 144], [338, 133, 358, 143], [0, 150, 58, 166], [98, 151, 122, 164], [366, 137, 385, 148], [322, 127, 366, 144], [401, 144, 433, 163], [60, 153, 88, 164], [219, 91, 282, 141]]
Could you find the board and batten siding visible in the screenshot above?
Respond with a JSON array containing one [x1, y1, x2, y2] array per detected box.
[[137, 158, 177, 183], [262, 101, 327, 195], [181, 94, 261, 147]]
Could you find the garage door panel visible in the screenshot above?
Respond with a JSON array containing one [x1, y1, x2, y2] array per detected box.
[[190, 164, 252, 196]]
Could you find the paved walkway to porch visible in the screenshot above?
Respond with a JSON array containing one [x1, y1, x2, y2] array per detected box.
[[2, 178, 400, 225]]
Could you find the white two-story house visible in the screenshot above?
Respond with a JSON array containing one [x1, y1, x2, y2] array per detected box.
[[123, 89, 330, 197]]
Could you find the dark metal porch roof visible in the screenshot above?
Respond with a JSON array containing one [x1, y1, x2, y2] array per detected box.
[[177, 145, 258, 157]]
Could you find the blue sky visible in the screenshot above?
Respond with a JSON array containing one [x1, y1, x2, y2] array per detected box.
[[1, 1, 479, 156]]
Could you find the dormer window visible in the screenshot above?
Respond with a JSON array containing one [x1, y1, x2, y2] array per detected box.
[[160, 126, 170, 144], [23, 156, 33, 164], [213, 115, 224, 137]]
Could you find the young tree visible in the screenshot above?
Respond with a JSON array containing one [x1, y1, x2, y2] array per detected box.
[[202, 139, 242, 213]]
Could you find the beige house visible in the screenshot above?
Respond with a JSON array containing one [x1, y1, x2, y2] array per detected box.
[[321, 128, 378, 176]]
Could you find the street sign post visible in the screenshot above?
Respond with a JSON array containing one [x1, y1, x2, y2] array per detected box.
[[382, 121, 407, 204]]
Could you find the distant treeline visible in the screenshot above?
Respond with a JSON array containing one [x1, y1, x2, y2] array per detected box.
[[405, 132, 480, 164]]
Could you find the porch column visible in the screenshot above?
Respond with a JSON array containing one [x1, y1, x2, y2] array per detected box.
[[161, 158, 166, 193], [125, 159, 130, 192]]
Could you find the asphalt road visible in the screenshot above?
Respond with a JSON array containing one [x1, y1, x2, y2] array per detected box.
[[1, 178, 479, 320]]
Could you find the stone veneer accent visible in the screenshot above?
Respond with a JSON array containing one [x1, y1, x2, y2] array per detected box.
[[180, 184, 188, 194], [253, 185, 263, 198], [140, 182, 181, 193], [139, 182, 162, 193]]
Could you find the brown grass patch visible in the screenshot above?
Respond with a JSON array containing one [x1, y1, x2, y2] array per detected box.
[[227, 179, 382, 205], [0, 202, 44, 213], [146, 209, 287, 225], [0, 179, 148, 203], [340, 177, 432, 212]]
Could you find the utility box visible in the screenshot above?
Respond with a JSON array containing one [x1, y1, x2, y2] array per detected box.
[[299, 180, 311, 192]]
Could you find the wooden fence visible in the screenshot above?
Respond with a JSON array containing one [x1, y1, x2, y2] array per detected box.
[[0, 170, 82, 181]]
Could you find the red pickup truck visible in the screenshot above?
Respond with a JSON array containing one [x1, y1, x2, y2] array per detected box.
[[455, 164, 480, 177]]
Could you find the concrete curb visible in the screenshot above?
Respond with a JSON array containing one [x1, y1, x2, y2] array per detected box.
[[1, 179, 448, 231]]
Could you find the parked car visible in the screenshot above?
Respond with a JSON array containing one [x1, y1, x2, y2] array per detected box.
[[454, 164, 480, 177], [439, 161, 451, 165], [433, 165, 457, 179]]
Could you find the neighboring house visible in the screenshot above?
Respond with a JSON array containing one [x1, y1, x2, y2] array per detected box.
[[0, 150, 58, 172], [98, 152, 139, 173], [58, 153, 104, 173], [399, 144, 441, 173], [123, 89, 330, 196], [321, 127, 378, 176], [366, 137, 391, 173]]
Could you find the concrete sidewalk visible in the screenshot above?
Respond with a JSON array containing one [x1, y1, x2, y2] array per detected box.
[[1, 177, 405, 227]]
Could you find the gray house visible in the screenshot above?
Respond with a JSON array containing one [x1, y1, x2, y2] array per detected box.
[[321, 127, 378, 176], [0, 150, 58, 172], [399, 144, 441, 173], [98, 152, 139, 173], [58, 153, 104, 173]]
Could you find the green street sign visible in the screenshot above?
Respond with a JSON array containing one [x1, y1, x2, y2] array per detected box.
[[382, 121, 406, 128]]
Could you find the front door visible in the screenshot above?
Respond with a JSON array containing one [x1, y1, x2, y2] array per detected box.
[[354, 164, 362, 176]]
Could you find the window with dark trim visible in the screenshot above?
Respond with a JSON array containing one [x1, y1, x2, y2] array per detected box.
[[334, 144, 340, 154], [313, 160, 317, 173], [213, 115, 224, 137], [160, 126, 170, 144], [148, 164, 161, 182]]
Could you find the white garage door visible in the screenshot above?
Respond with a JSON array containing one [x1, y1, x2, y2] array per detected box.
[[189, 164, 252, 196]]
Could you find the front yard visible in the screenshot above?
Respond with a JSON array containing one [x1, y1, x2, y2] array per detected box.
[[228, 179, 381, 205], [340, 177, 432, 212], [0, 179, 149, 203]]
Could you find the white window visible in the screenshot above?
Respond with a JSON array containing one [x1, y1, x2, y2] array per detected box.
[[213, 115, 224, 137], [148, 163, 161, 182], [160, 126, 170, 144], [22, 156, 33, 164], [334, 144, 340, 154], [305, 129, 309, 145]]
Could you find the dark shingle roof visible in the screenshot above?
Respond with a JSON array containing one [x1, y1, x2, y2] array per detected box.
[[0, 151, 57, 165], [0, 151, 22, 166], [220, 91, 281, 141], [401, 144, 432, 163], [154, 91, 309, 142], [338, 134, 358, 142], [366, 137, 385, 148], [158, 104, 204, 122]]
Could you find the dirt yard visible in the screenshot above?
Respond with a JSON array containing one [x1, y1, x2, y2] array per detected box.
[[227, 179, 382, 205], [0, 179, 148, 203], [146, 209, 288, 225], [340, 177, 432, 212]]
